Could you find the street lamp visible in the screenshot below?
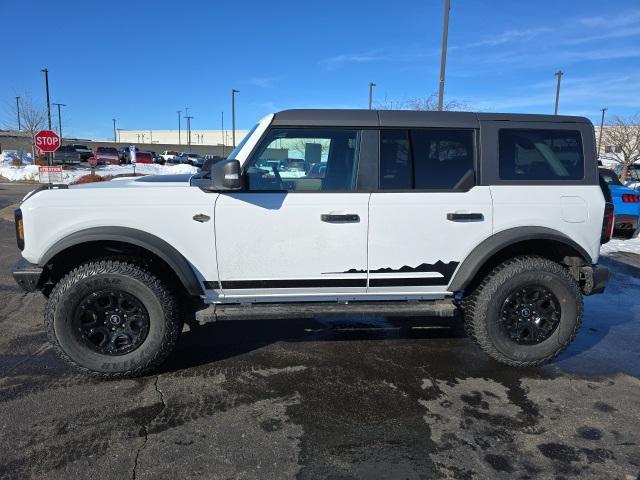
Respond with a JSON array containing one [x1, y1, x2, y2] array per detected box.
[[231, 89, 239, 148], [52, 103, 66, 140], [554, 70, 564, 115], [177, 110, 182, 145], [368, 82, 376, 110], [112, 119, 117, 144], [184, 115, 194, 149], [41, 68, 52, 130], [598, 107, 608, 158], [16, 96, 21, 130], [437, 0, 451, 111]]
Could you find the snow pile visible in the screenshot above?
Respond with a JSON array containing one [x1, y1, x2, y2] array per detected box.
[[0, 161, 199, 184], [0, 151, 33, 166], [601, 236, 640, 256]]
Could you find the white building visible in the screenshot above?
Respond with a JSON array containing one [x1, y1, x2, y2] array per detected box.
[[116, 129, 249, 147]]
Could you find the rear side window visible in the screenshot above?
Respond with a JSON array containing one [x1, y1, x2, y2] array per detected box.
[[499, 129, 584, 181], [380, 129, 475, 190]]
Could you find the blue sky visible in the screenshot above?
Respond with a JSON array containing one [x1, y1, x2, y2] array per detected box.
[[2, 0, 640, 139]]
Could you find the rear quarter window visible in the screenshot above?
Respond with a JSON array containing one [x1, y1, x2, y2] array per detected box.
[[499, 129, 584, 181]]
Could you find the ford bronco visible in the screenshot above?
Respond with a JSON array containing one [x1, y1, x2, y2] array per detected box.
[[13, 110, 611, 378]]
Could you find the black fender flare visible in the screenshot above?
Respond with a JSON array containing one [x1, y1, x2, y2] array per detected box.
[[39, 226, 203, 297], [448, 226, 593, 292]]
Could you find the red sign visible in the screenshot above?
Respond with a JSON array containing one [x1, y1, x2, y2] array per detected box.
[[88, 156, 98, 167], [38, 166, 63, 184], [35, 130, 61, 153]]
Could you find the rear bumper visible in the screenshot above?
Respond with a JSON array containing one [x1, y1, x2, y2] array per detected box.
[[614, 214, 639, 236], [12, 258, 43, 292]]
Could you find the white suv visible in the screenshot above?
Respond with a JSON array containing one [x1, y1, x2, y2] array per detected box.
[[12, 110, 611, 378]]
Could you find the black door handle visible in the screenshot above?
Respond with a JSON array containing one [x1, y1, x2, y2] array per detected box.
[[321, 214, 360, 223], [447, 212, 484, 221]]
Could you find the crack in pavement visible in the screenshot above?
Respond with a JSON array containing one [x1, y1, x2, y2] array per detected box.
[[131, 376, 166, 480]]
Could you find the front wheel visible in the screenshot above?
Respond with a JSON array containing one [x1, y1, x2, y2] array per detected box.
[[45, 260, 181, 378], [462, 256, 583, 367]]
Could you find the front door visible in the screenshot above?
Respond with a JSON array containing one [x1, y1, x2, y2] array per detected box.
[[214, 127, 369, 300], [367, 127, 493, 295]]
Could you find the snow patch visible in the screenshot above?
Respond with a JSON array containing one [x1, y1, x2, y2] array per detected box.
[[0, 160, 198, 184], [601, 236, 640, 256]]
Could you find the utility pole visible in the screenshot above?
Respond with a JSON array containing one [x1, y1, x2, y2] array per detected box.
[[231, 88, 239, 147], [41, 68, 52, 165], [368, 82, 376, 110], [554, 70, 563, 115], [52, 103, 66, 140], [112, 119, 117, 144], [598, 107, 608, 158], [221, 111, 225, 150], [437, 0, 451, 111], [177, 110, 182, 145], [16, 97, 21, 130], [184, 116, 193, 149]]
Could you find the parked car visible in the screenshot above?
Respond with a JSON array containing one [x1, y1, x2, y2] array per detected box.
[[160, 150, 180, 163], [92, 147, 120, 165], [70, 144, 93, 161], [306, 162, 326, 178], [118, 146, 139, 164], [599, 167, 640, 238], [52, 145, 82, 165], [13, 109, 611, 378], [133, 151, 153, 164], [177, 152, 204, 167]]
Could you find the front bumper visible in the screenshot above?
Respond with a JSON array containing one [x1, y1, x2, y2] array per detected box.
[[13, 258, 43, 292], [580, 264, 609, 295]]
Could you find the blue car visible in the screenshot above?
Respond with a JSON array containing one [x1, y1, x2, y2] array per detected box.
[[600, 167, 640, 239]]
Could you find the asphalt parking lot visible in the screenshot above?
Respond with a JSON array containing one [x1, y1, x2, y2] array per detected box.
[[0, 182, 639, 480]]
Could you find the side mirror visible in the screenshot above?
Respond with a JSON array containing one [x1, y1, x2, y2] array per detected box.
[[193, 159, 242, 191]]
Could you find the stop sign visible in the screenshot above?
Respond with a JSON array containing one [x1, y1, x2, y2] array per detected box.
[[35, 130, 61, 153]]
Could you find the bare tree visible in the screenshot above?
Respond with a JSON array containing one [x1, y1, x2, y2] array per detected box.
[[8, 94, 46, 159], [600, 115, 640, 181], [375, 92, 467, 111]]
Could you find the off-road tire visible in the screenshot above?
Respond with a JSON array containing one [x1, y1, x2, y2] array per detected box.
[[462, 256, 583, 367], [45, 260, 181, 379]]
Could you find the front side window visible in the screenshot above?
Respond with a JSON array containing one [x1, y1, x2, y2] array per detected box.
[[499, 129, 584, 180], [246, 128, 360, 191], [380, 129, 474, 190]]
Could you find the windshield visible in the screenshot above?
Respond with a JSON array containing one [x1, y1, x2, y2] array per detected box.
[[227, 123, 259, 160]]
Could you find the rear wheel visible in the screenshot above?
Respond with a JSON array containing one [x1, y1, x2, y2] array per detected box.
[[45, 260, 181, 378], [462, 256, 583, 367]]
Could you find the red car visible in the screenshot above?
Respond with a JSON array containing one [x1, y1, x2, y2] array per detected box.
[[92, 147, 120, 165], [134, 152, 153, 164]]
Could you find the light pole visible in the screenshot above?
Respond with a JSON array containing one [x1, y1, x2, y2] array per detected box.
[[554, 70, 563, 115], [231, 89, 239, 148], [16, 96, 21, 130], [41, 68, 52, 165], [184, 116, 193, 149], [598, 107, 608, 158], [112, 119, 117, 144], [437, 0, 451, 111], [177, 110, 182, 145], [52, 103, 66, 140], [221, 111, 225, 151], [368, 82, 376, 110]]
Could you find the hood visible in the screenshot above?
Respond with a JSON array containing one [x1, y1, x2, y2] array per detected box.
[[70, 174, 193, 189]]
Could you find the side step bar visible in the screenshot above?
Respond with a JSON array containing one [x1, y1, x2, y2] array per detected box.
[[195, 300, 458, 324]]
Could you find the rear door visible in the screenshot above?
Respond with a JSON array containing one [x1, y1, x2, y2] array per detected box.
[[214, 127, 370, 300], [367, 126, 493, 295]]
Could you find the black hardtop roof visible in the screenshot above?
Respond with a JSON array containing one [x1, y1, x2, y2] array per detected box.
[[272, 109, 591, 128]]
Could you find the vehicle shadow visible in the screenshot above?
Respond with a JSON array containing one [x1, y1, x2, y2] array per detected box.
[[159, 315, 467, 375]]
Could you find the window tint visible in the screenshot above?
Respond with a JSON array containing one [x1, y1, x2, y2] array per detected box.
[[380, 129, 474, 190], [411, 129, 474, 189], [246, 128, 359, 191], [499, 129, 584, 181], [380, 130, 411, 189]]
